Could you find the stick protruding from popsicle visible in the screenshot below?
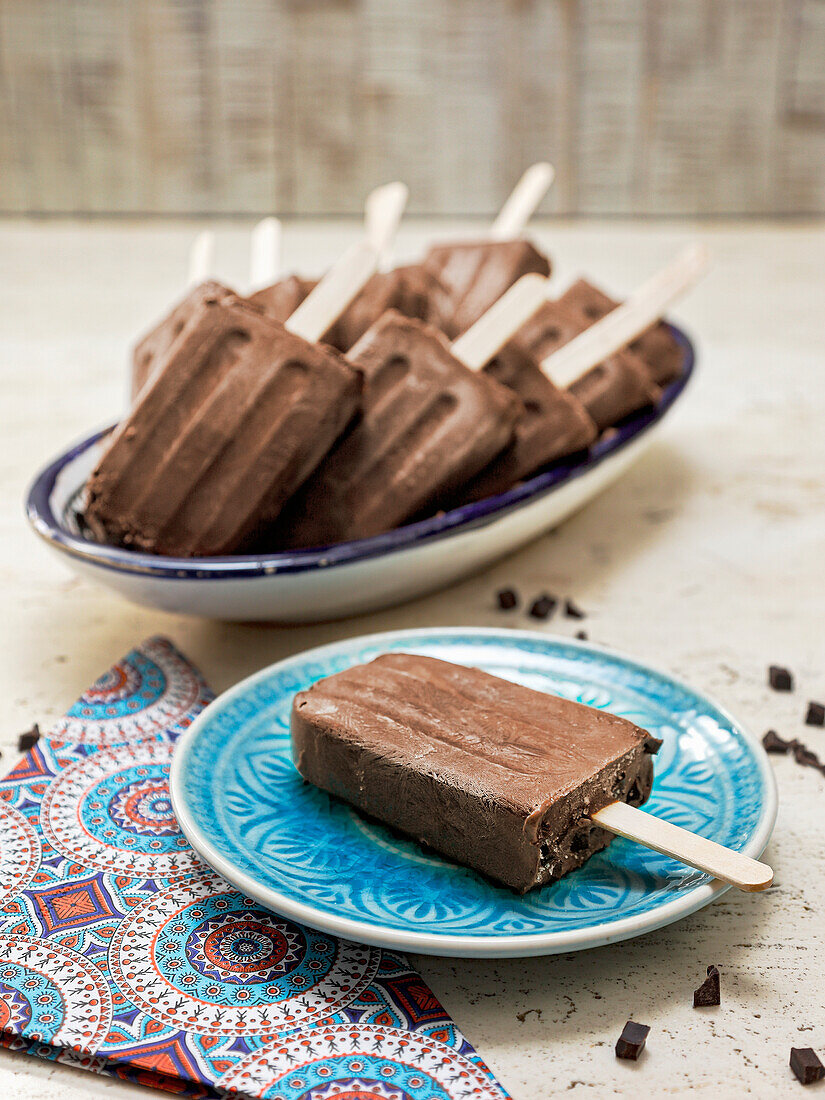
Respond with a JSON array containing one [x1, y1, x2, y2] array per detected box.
[[249, 217, 282, 292], [489, 162, 555, 241], [285, 240, 380, 344], [364, 181, 410, 265], [541, 243, 710, 388], [591, 800, 773, 892], [450, 273, 550, 371], [187, 231, 215, 286]]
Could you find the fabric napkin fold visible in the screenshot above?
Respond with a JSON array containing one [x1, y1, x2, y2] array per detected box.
[[0, 636, 509, 1099]]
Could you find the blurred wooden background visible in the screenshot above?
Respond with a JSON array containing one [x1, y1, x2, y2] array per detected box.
[[1, 0, 824, 216]]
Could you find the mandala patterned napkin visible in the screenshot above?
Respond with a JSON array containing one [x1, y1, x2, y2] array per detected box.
[[0, 636, 509, 1099]]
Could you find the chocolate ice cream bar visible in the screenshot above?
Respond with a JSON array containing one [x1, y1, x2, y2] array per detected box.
[[248, 274, 317, 324], [557, 277, 684, 385], [291, 653, 658, 892], [324, 264, 438, 352], [424, 239, 550, 338], [461, 342, 597, 501], [131, 280, 235, 400], [513, 299, 660, 431], [86, 294, 360, 557], [271, 310, 521, 547]]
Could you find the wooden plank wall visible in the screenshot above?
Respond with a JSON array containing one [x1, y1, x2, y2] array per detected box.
[[1, 0, 823, 215]]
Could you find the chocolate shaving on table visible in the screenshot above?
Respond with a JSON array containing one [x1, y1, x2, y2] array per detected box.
[[769, 665, 793, 692], [575, 630, 589, 641], [529, 594, 557, 620], [805, 701, 825, 727], [763, 730, 792, 754], [564, 598, 586, 620], [496, 588, 519, 611], [792, 742, 823, 770], [615, 1020, 650, 1060], [693, 964, 721, 1007], [16, 724, 40, 753], [790, 1047, 825, 1086], [762, 731, 825, 777]]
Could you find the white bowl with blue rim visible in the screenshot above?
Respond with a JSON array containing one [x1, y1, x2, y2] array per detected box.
[[170, 627, 777, 958], [26, 328, 694, 622]]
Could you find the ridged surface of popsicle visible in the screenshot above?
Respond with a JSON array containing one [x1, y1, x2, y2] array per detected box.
[[87, 296, 360, 557]]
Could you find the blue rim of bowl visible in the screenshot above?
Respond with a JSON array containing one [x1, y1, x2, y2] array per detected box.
[[25, 324, 694, 580]]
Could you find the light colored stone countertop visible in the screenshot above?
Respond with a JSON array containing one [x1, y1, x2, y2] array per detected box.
[[1, 218, 823, 1097]]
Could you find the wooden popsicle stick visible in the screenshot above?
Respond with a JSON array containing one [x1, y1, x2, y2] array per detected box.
[[541, 243, 710, 388], [249, 217, 282, 291], [285, 240, 379, 344], [364, 181, 409, 265], [489, 162, 555, 241], [187, 230, 214, 285], [591, 800, 773, 892], [450, 273, 550, 371]]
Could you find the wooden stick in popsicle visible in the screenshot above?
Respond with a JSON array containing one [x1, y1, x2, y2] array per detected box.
[[591, 800, 773, 892], [364, 182, 409, 267], [450, 272, 550, 370], [541, 243, 710, 388], [249, 217, 282, 292], [285, 240, 380, 344], [489, 162, 555, 241], [187, 230, 215, 286]]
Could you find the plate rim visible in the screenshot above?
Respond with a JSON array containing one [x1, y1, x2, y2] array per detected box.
[[170, 626, 777, 958]]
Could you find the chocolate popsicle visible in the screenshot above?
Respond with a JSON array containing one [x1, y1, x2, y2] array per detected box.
[[270, 310, 521, 547], [460, 342, 597, 501], [269, 274, 550, 548], [323, 264, 440, 352], [450, 243, 712, 501], [85, 294, 361, 557], [291, 653, 658, 893], [248, 274, 317, 324], [558, 277, 684, 385], [424, 239, 550, 338], [515, 298, 660, 431], [458, 306, 654, 501], [422, 163, 555, 338], [131, 279, 236, 401]]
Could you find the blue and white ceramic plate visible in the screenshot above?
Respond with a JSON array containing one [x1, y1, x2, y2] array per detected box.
[[170, 628, 776, 958]]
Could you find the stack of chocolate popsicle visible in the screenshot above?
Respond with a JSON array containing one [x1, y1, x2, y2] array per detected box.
[[86, 167, 706, 557]]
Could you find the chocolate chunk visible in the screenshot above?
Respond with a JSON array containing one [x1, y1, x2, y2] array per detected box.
[[792, 742, 823, 770], [575, 630, 589, 640], [615, 1020, 650, 1060], [497, 588, 519, 611], [769, 665, 794, 692], [763, 730, 792, 754], [564, 599, 586, 620], [693, 964, 721, 1007], [529, 594, 557, 620], [16, 724, 41, 753], [790, 1048, 825, 1085], [645, 735, 663, 755], [805, 702, 825, 727]]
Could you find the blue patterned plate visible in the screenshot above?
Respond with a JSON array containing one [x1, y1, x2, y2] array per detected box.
[[170, 629, 776, 958]]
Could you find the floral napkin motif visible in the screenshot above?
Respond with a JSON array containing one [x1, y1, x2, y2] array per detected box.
[[0, 636, 509, 1099]]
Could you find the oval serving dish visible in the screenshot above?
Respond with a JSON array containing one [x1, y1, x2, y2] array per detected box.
[[26, 326, 694, 622]]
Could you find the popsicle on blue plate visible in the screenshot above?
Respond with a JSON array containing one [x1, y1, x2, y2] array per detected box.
[[291, 652, 773, 895]]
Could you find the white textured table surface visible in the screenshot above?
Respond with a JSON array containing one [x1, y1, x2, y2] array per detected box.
[[1, 218, 824, 1098]]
